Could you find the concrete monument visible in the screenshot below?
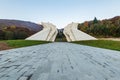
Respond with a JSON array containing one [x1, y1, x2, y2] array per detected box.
[[26, 22, 58, 42], [63, 22, 97, 42]]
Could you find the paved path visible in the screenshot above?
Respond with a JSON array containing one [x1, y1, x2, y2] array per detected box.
[[0, 42, 120, 80]]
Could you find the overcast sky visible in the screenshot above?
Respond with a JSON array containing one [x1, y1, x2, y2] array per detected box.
[[0, 0, 120, 28]]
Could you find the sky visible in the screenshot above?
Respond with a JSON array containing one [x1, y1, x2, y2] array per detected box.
[[0, 0, 120, 28]]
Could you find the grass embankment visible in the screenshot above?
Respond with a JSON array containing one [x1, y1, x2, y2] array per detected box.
[[0, 40, 50, 50], [72, 40, 120, 51]]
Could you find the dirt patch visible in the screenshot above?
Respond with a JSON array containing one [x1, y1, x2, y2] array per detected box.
[[0, 42, 12, 51]]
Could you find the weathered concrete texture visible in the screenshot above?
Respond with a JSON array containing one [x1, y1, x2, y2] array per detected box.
[[63, 22, 97, 42], [0, 42, 120, 80], [26, 22, 58, 42]]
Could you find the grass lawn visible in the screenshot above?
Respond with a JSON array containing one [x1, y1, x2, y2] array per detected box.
[[0, 40, 50, 49], [72, 40, 120, 51]]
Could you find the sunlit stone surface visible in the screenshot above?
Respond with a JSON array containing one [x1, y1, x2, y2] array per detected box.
[[26, 22, 58, 42], [0, 42, 120, 80], [63, 22, 97, 42], [26, 22, 97, 42]]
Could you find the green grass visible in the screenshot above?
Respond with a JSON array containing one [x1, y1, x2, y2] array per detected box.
[[0, 40, 50, 48], [72, 40, 120, 51]]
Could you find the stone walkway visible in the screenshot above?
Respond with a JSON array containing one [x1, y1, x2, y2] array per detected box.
[[0, 42, 120, 80]]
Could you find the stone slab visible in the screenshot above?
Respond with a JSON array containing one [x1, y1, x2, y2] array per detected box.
[[0, 43, 120, 80]]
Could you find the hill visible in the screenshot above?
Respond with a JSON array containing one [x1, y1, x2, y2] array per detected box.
[[0, 19, 43, 40], [78, 16, 120, 38]]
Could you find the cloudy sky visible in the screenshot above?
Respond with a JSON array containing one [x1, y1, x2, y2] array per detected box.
[[0, 0, 120, 28]]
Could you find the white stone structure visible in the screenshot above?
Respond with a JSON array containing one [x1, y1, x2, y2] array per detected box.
[[26, 22, 58, 42], [63, 22, 97, 42]]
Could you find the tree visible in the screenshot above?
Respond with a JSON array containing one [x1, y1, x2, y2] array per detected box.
[[4, 31, 14, 40], [10, 25, 16, 29], [0, 30, 5, 40], [93, 17, 98, 24], [84, 21, 89, 27], [16, 31, 28, 39]]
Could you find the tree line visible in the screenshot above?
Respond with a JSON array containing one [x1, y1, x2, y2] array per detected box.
[[0, 25, 35, 40], [78, 16, 120, 38]]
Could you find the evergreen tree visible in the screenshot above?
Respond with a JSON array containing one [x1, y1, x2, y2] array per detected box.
[[93, 17, 98, 24]]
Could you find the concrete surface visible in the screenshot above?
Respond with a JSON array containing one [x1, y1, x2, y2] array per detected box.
[[26, 22, 58, 42], [0, 42, 120, 80], [63, 22, 97, 42]]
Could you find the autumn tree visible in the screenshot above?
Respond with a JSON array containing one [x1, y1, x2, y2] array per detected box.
[[78, 16, 120, 38]]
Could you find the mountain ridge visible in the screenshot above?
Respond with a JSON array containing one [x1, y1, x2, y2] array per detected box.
[[0, 19, 43, 32]]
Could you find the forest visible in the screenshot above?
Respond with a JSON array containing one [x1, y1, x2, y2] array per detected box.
[[78, 16, 120, 38], [0, 26, 35, 40]]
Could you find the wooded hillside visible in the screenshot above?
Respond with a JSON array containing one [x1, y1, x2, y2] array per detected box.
[[78, 16, 120, 38], [0, 19, 43, 40]]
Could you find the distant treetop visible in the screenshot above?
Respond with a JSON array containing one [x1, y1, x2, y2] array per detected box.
[[93, 17, 98, 24]]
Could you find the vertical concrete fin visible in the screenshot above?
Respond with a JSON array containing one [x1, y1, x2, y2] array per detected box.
[[63, 22, 97, 42], [25, 22, 58, 42]]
